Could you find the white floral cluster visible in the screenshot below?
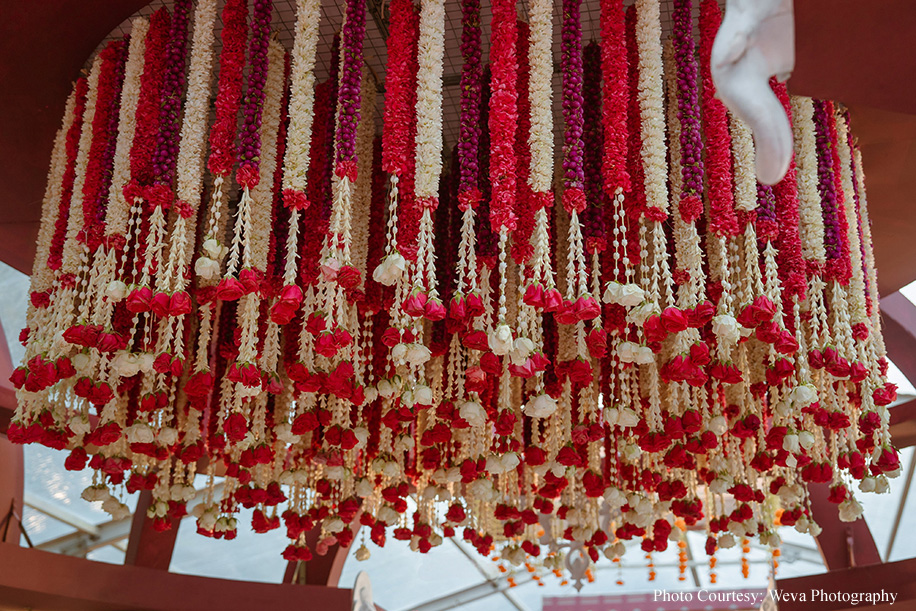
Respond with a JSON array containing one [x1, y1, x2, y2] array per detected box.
[[350, 71, 377, 283], [730, 113, 757, 212], [105, 17, 148, 238], [62, 55, 102, 275], [413, 0, 446, 198], [527, 0, 553, 193], [791, 96, 826, 265], [247, 40, 287, 273], [635, 0, 668, 214], [836, 114, 867, 323], [175, 0, 217, 227], [281, 0, 322, 193], [31, 85, 79, 293]]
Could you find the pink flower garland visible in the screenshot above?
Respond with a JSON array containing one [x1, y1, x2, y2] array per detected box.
[[152, 0, 191, 191], [47, 77, 88, 271], [560, 0, 586, 215], [488, 0, 519, 232], [699, 0, 738, 238], [207, 0, 247, 178], [334, 0, 366, 180], [823, 101, 852, 284]]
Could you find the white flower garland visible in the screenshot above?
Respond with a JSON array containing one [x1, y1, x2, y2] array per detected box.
[[413, 0, 446, 199], [281, 0, 322, 194], [791, 96, 826, 265], [350, 71, 376, 283], [62, 55, 102, 276], [730, 113, 756, 212], [635, 0, 667, 214], [105, 18, 148, 238], [32, 85, 78, 292], [834, 114, 866, 324], [527, 0, 553, 194]]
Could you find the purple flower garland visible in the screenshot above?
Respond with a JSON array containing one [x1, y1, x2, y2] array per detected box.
[[152, 0, 192, 189], [457, 0, 482, 208], [812, 99, 843, 265], [334, 0, 366, 180], [560, 0, 586, 213], [581, 41, 605, 253], [237, 0, 273, 189], [672, 0, 704, 222]]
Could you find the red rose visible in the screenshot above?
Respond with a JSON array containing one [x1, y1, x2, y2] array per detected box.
[[215, 277, 244, 301]]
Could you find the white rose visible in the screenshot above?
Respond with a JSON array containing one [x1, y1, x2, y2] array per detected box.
[[126, 423, 155, 444], [858, 477, 876, 493], [618, 283, 646, 307], [324, 517, 345, 533], [709, 415, 728, 436], [326, 466, 346, 480], [710, 478, 729, 494], [355, 479, 374, 498], [446, 467, 462, 483], [377, 378, 396, 398], [275, 423, 300, 445], [69, 415, 91, 437], [489, 324, 514, 356], [467, 478, 495, 502], [413, 385, 433, 406], [460, 401, 486, 427], [138, 353, 156, 373], [783, 433, 800, 454], [789, 384, 818, 407], [202, 238, 225, 259], [372, 253, 407, 286], [838, 498, 864, 522], [510, 337, 535, 365], [627, 302, 657, 326], [364, 387, 379, 402], [623, 443, 642, 461], [158, 427, 178, 447], [603, 487, 626, 508], [81, 485, 108, 502], [635, 346, 656, 365], [390, 343, 408, 363], [195, 256, 221, 280], [617, 407, 639, 428], [378, 506, 400, 524], [875, 476, 890, 494], [352, 427, 369, 448], [712, 314, 740, 345], [72, 352, 90, 372], [798, 431, 815, 450], [405, 343, 432, 367], [355, 544, 371, 561], [111, 352, 141, 378], [617, 341, 640, 363], [718, 533, 736, 549], [524, 394, 557, 418], [105, 280, 128, 300]]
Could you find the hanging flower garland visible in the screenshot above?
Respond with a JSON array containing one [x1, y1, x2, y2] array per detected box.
[[10, 0, 903, 583]]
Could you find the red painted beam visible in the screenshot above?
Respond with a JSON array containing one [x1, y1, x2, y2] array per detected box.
[[0, 317, 18, 434], [775, 556, 916, 611], [0, 435, 24, 544], [880, 293, 916, 382], [0, 542, 352, 611], [807, 483, 881, 571], [889, 398, 916, 448], [123, 490, 180, 570]]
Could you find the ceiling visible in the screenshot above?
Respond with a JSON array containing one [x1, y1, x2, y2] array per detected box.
[[1, 0, 916, 295]]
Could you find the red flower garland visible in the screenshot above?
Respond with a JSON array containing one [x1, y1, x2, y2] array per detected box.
[[488, 0, 519, 232], [207, 0, 248, 178], [80, 40, 128, 250], [623, 5, 643, 265], [128, 8, 171, 191], [825, 101, 852, 284], [699, 0, 738, 238], [512, 21, 535, 264], [48, 77, 88, 271], [381, 0, 417, 177], [601, 0, 629, 196], [772, 80, 806, 303]]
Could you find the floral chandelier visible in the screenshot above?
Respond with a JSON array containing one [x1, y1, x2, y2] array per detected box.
[[9, 0, 902, 583]]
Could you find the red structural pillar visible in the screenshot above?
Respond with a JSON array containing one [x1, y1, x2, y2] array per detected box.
[[123, 490, 180, 570]]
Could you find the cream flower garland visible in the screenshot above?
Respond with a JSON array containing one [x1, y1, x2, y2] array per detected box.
[[527, 0, 553, 194], [730, 113, 756, 212], [351, 72, 376, 283], [791, 96, 826, 266], [62, 55, 102, 276], [282, 0, 322, 195], [836, 114, 867, 324], [31, 86, 78, 293], [635, 0, 667, 214], [174, 0, 218, 267], [105, 18, 148, 238], [414, 0, 446, 200]]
